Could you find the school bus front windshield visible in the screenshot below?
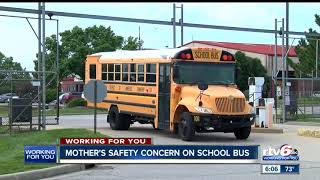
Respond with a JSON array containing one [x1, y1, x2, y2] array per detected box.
[[173, 61, 235, 85]]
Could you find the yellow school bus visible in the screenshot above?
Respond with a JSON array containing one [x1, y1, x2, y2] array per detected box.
[[85, 47, 255, 141]]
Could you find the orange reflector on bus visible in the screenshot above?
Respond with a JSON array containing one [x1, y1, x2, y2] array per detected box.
[[180, 53, 186, 59], [222, 55, 228, 61], [186, 53, 192, 59]]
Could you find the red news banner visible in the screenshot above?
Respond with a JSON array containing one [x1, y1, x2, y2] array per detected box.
[[60, 138, 152, 145]]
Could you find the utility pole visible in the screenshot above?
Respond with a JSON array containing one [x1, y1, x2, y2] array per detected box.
[[172, 3, 176, 48], [180, 4, 184, 46], [42, 2, 46, 130], [281, 18, 286, 123], [173, 3, 184, 48], [285, 2, 289, 93], [38, 2, 42, 130], [138, 26, 141, 50], [274, 18, 278, 124]]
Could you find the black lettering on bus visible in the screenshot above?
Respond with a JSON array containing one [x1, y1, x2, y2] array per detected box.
[[125, 86, 133, 91], [137, 87, 145, 92], [109, 85, 116, 91]]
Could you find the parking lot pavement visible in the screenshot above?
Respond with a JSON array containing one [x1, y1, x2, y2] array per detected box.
[[44, 115, 320, 180]]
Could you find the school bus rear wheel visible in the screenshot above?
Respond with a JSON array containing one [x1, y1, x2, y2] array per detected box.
[[178, 112, 196, 141], [108, 106, 131, 130]]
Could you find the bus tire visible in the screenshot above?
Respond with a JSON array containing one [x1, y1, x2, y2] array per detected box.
[[234, 126, 251, 140], [109, 106, 130, 130], [108, 106, 121, 130], [119, 114, 131, 130], [178, 112, 195, 141]]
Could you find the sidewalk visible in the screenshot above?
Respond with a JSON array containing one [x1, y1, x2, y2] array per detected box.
[[284, 121, 320, 127], [271, 121, 320, 135]]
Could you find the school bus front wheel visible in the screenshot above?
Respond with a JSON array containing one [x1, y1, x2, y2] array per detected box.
[[178, 112, 196, 141], [234, 126, 251, 140]]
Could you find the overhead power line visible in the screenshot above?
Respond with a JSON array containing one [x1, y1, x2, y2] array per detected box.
[[0, 6, 320, 37]]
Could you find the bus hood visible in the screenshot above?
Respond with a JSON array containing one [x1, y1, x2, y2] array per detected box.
[[178, 85, 249, 114], [180, 85, 245, 99]]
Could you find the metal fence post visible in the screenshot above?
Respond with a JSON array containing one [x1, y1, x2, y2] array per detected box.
[[94, 80, 97, 134], [274, 18, 278, 124], [9, 72, 12, 135], [316, 39, 318, 78], [173, 3, 176, 48], [56, 19, 60, 124], [281, 18, 286, 123]]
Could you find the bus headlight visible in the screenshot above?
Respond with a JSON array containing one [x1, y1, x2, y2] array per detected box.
[[194, 106, 212, 114]]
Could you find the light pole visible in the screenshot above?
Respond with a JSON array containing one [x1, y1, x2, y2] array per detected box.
[[138, 26, 141, 50], [172, 3, 184, 48], [274, 18, 284, 124], [281, 18, 286, 124]]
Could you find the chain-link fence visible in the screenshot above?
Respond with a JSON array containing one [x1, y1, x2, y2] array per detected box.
[[275, 79, 320, 123], [0, 70, 59, 135]]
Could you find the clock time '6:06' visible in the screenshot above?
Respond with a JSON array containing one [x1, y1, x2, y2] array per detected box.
[[261, 165, 281, 174]]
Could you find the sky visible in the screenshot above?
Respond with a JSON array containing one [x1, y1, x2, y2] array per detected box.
[[0, 2, 320, 71]]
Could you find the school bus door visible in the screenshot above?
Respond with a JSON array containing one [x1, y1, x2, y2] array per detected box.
[[157, 63, 171, 130]]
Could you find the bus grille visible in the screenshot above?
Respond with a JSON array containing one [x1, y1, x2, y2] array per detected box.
[[215, 97, 245, 113]]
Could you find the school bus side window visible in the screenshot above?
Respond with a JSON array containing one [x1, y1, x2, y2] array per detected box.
[[122, 64, 129, 81], [115, 64, 121, 81], [146, 64, 156, 83], [108, 64, 114, 81], [130, 64, 136, 82], [101, 64, 107, 80], [137, 64, 144, 82], [90, 64, 96, 79]]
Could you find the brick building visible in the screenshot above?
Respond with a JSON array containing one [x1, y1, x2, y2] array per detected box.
[[60, 74, 84, 93]]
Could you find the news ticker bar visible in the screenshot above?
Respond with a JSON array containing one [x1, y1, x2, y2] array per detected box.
[[59, 159, 258, 164], [59, 138, 152, 145], [261, 164, 300, 174], [24, 138, 261, 164]]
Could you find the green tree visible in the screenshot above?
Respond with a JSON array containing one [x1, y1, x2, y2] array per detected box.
[[122, 36, 143, 50], [287, 14, 320, 77], [235, 51, 268, 93], [0, 52, 24, 73], [34, 25, 142, 82], [0, 52, 30, 94]]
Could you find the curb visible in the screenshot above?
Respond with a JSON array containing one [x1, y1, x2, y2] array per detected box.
[[285, 121, 320, 127], [297, 128, 320, 138], [0, 164, 95, 180], [252, 127, 283, 134]]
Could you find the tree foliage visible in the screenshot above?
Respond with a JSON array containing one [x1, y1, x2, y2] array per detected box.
[[287, 14, 320, 78], [0, 52, 31, 95], [0, 52, 24, 72], [34, 25, 143, 81], [235, 51, 268, 93]]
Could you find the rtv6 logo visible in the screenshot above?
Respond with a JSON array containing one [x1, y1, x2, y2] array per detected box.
[[279, 144, 298, 156], [262, 144, 299, 161]]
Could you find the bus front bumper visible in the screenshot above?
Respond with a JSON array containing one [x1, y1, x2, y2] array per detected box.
[[191, 113, 256, 133]]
